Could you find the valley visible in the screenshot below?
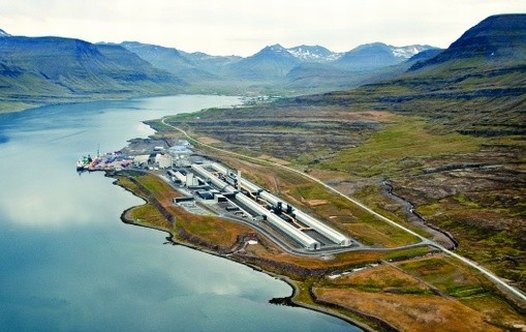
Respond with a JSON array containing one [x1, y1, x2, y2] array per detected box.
[[1, 10, 525, 332]]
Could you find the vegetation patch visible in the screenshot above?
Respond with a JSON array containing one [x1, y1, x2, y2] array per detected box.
[[313, 287, 501, 332], [325, 264, 432, 295], [319, 117, 483, 177], [396, 255, 491, 297]]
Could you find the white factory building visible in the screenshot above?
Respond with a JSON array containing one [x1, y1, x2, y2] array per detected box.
[[189, 162, 352, 250]]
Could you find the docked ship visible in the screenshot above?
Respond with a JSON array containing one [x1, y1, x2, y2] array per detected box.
[[76, 155, 92, 171]]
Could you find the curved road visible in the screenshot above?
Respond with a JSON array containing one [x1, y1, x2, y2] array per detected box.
[[161, 117, 526, 304]]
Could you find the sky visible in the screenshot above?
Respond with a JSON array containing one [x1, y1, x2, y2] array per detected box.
[[0, 0, 524, 56]]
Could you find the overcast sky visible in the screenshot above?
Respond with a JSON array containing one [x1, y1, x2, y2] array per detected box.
[[0, 0, 524, 56]]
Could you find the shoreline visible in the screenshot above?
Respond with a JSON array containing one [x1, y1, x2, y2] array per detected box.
[[109, 173, 374, 331], [0, 91, 243, 116]]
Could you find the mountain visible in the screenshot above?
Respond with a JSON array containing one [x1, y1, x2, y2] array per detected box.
[[177, 51, 241, 73], [120, 41, 194, 73], [120, 41, 221, 81], [214, 42, 435, 82], [225, 44, 300, 80], [120, 41, 243, 82], [287, 45, 341, 62], [411, 14, 526, 70], [0, 34, 184, 111], [336, 42, 436, 70], [0, 28, 10, 37], [294, 14, 526, 135]]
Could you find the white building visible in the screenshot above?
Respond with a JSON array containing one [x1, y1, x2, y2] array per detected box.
[[155, 153, 173, 169], [133, 155, 149, 168]]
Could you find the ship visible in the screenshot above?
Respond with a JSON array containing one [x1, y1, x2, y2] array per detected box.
[[76, 155, 92, 171]]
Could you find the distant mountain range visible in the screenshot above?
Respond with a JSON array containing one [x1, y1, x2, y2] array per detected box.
[[0, 27, 439, 112], [120, 40, 436, 83], [116, 40, 438, 94]]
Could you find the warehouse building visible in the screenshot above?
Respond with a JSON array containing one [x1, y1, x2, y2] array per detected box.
[[190, 162, 352, 250]]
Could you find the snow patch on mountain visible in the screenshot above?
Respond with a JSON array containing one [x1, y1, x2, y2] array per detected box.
[[391, 45, 433, 59], [287, 45, 342, 62], [267, 44, 289, 54], [0, 28, 11, 37]]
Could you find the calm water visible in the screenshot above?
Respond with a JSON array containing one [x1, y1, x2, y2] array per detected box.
[[0, 95, 356, 331]]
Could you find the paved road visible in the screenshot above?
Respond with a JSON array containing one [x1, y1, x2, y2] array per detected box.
[[161, 117, 526, 303]]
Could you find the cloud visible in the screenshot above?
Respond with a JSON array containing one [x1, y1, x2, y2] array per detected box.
[[0, 0, 524, 55]]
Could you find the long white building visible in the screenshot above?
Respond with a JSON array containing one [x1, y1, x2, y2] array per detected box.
[[208, 162, 352, 248], [191, 164, 236, 193], [235, 193, 320, 250]]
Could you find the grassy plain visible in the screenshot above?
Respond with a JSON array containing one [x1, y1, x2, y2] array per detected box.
[[318, 117, 483, 177]]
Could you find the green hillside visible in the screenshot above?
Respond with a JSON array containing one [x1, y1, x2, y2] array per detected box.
[[0, 35, 185, 112]]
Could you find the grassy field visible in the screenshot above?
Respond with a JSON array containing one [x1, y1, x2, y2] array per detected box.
[[314, 287, 501, 332], [396, 255, 491, 297], [326, 264, 432, 294], [318, 116, 483, 177], [310, 254, 526, 331]]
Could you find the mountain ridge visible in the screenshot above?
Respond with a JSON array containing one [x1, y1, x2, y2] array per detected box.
[[411, 14, 526, 70], [117, 39, 437, 89], [0, 34, 185, 112]]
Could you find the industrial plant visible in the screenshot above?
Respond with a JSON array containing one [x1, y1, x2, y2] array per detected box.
[[182, 162, 352, 251], [77, 139, 354, 252]]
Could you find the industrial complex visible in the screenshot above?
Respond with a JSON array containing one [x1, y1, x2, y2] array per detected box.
[[77, 139, 354, 252], [188, 162, 352, 250]]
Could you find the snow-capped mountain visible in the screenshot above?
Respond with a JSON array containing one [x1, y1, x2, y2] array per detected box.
[[336, 42, 437, 70], [287, 45, 342, 62], [391, 45, 434, 60], [265, 43, 293, 54], [0, 28, 11, 37]]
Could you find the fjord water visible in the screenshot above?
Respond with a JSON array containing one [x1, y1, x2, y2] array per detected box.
[[0, 96, 355, 331]]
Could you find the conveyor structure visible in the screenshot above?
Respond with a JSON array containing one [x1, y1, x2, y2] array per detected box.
[[235, 194, 320, 250], [198, 163, 352, 249], [191, 164, 236, 193]]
